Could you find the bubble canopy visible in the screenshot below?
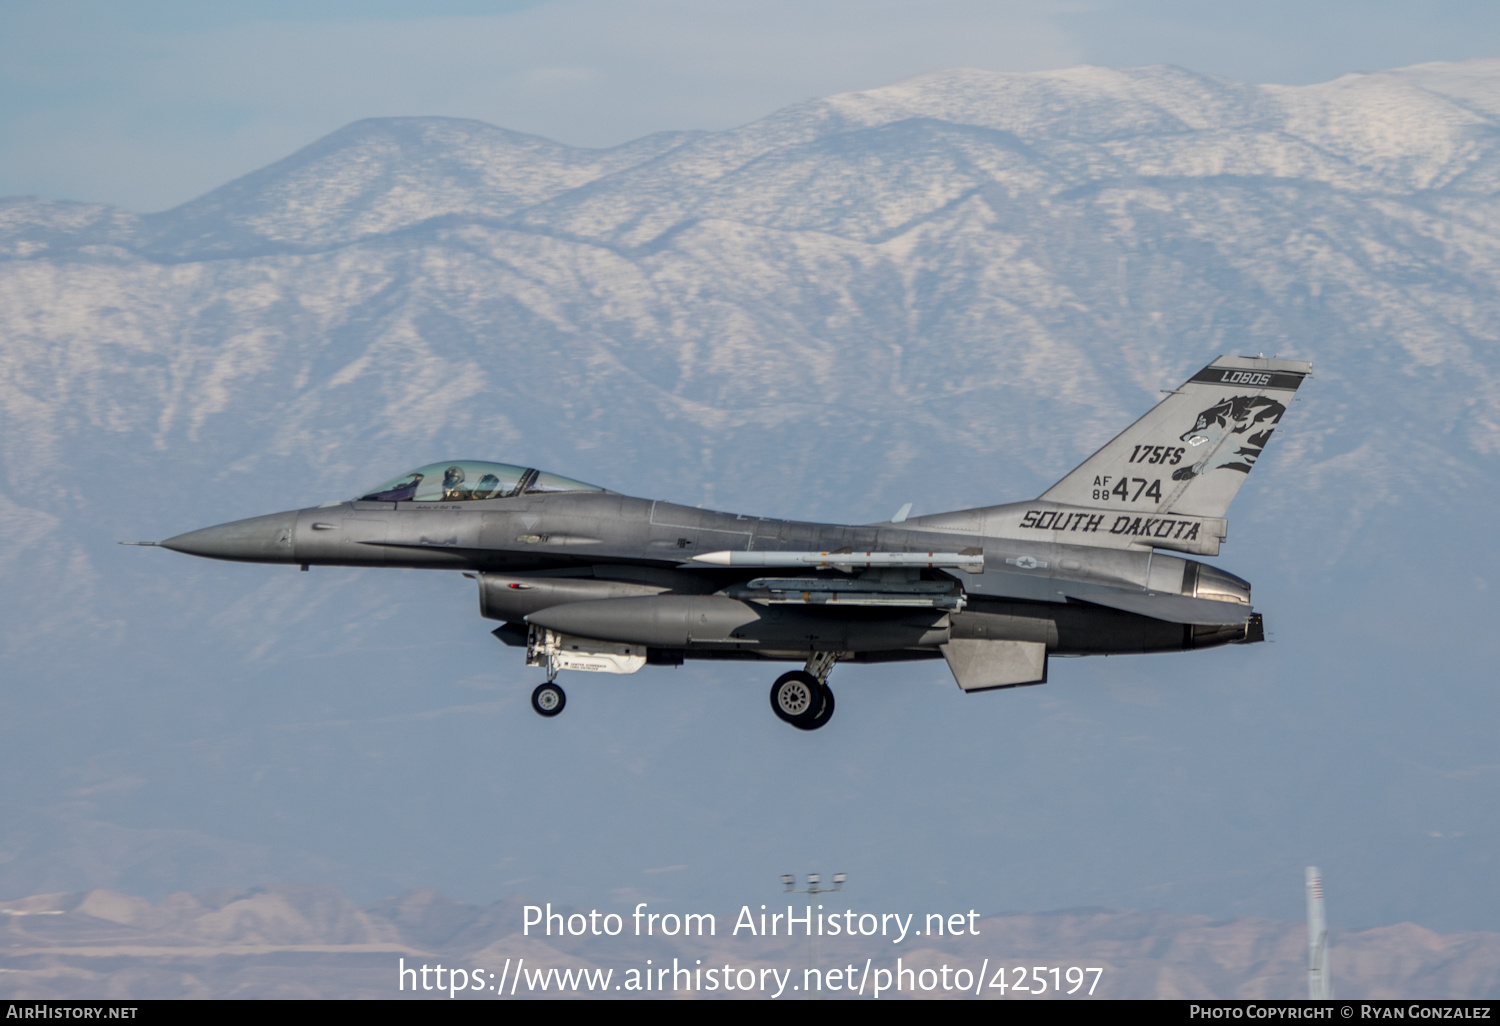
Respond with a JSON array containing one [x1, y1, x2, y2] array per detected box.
[[357, 462, 604, 502]]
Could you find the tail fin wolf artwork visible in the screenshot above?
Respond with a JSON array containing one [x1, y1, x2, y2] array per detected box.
[[1040, 356, 1311, 520], [1173, 394, 1287, 479]]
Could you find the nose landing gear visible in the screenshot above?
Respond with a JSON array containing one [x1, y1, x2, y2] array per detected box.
[[531, 681, 566, 717], [770, 652, 838, 730], [529, 636, 567, 718]]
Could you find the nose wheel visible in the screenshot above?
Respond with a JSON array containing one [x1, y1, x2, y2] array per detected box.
[[770, 671, 834, 731], [531, 682, 566, 717]]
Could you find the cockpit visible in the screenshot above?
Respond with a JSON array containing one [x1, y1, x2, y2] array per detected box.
[[358, 461, 605, 502]]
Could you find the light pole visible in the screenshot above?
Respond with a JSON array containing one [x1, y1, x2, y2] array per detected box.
[[781, 872, 846, 999]]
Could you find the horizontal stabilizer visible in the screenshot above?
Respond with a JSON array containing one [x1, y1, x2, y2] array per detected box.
[[941, 639, 1048, 691], [1071, 589, 1252, 625], [962, 569, 1253, 626]]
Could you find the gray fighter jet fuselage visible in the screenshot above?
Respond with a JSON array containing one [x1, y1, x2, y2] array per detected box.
[[149, 356, 1310, 729]]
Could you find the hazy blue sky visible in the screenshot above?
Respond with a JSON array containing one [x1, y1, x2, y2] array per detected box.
[[3, 0, 1499, 211]]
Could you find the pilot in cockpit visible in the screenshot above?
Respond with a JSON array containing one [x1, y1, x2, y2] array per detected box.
[[442, 465, 468, 501]]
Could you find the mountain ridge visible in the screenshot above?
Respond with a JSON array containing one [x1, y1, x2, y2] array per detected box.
[[10, 61, 1500, 256]]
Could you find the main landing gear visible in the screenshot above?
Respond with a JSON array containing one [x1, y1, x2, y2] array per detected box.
[[770, 652, 837, 731]]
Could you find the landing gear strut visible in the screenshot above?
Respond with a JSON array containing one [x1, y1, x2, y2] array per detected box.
[[770, 652, 838, 730], [528, 629, 568, 717]]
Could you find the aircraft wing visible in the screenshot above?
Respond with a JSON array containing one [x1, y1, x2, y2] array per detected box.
[[961, 569, 1063, 603]]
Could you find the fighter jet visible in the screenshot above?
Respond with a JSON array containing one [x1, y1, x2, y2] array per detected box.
[[143, 355, 1309, 730]]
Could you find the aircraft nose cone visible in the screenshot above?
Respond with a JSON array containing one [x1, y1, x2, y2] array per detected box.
[[160, 510, 299, 563]]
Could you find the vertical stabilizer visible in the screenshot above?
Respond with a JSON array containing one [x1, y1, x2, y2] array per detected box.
[[1040, 356, 1311, 520], [1305, 866, 1332, 999]]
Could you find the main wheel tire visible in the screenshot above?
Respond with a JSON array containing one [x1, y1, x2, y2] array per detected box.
[[531, 682, 566, 717], [770, 671, 824, 728], [799, 684, 834, 731]]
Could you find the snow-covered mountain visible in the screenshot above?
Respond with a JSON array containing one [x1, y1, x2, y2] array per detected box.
[[1, 62, 1497, 937]]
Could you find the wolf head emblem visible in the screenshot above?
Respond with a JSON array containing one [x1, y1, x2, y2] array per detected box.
[[1172, 395, 1286, 480]]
